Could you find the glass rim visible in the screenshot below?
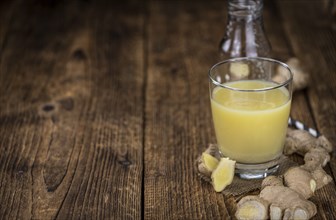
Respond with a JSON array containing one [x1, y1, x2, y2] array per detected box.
[[209, 57, 293, 92]]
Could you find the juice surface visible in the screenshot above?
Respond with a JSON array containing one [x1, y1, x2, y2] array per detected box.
[[211, 80, 291, 164]]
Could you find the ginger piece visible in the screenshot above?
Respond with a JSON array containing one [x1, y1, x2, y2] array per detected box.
[[197, 144, 221, 178], [211, 157, 235, 192], [236, 182, 317, 220], [287, 58, 310, 91], [269, 204, 283, 220], [265, 174, 316, 219], [285, 128, 333, 189], [259, 177, 317, 219], [235, 196, 269, 220], [302, 148, 331, 171], [197, 145, 236, 192], [285, 128, 333, 156], [284, 167, 316, 199], [311, 168, 333, 190], [260, 175, 283, 190], [202, 153, 219, 171], [235, 128, 333, 220], [198, 153, 219, 177], [275, 57, 310, 91], [260, 185, 317, 220], [283, 205, 317, 220]]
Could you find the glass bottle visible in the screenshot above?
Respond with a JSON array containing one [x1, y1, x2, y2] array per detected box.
[[219, 0, 271, 59]]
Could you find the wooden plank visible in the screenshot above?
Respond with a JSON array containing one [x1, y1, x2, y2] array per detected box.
[[0, 0, 144, 219], [275, 0, 336, 219], [144, 1, 231, 219]]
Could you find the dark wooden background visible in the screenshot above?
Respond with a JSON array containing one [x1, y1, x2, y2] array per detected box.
[[0, 0, 335, 219]]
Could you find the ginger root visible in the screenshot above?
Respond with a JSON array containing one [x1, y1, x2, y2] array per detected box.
[[260, 175, 315, 219], [236, 177, 317, 220], [284, 128, 333, 156], [236, 129, 333, 220], [274, 57, 310, 91], [260, 185, 317, 220], [284, 167, 316, 199], [285, 128, 333, 189]]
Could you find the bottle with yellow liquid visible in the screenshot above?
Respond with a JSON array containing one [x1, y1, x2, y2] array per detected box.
[[209, 57, 293, 179]]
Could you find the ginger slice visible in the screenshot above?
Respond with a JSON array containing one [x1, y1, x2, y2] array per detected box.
[[211, 157, 236, 192], [202, 152, 219, 172], [235, 196, 269, 220], [197, 144, 222, 178]]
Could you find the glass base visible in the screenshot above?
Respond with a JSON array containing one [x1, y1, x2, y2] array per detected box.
[[235, 158, 280, 179]]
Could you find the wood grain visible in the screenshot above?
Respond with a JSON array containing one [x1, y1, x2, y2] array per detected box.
[[0, 0, 144, 219]]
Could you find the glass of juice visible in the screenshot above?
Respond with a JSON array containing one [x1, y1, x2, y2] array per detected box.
[[209, 57, 293, 179]]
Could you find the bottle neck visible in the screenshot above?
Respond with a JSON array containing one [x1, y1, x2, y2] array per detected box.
[[228, 0, 263, 21], [219, 0, 271, 58]]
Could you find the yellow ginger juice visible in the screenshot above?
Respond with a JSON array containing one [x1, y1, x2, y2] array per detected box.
[[211, 80, 291, 164]]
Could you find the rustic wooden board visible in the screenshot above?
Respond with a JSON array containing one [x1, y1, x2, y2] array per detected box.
[[0, 0, 144, 219], [0, 0, 335, 219], [144, 1, 232, 219]]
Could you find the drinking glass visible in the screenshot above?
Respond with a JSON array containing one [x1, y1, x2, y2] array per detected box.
[[209, 57, 293, 179]]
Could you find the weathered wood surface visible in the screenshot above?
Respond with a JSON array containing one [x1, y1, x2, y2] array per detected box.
[[0, 0, 144, 219], [0, 0, 335, 219]]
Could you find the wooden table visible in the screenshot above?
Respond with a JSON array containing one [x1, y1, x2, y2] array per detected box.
[[0, 0, 335, 219]]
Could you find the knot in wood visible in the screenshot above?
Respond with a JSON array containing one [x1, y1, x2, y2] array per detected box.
[[117, 150, 132, 168], [42, 104, 55, 112], [72, 49, 87, 60]]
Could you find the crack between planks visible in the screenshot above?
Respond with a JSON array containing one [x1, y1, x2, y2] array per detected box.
[[141, 0, 149, 219]]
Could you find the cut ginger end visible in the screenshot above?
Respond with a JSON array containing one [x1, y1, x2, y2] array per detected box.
[[202, 153, 219, 172], [211, 158, 236, 192]]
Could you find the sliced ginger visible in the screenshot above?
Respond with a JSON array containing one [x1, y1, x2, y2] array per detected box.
[[198, 148, 236, 192], [197, 145, 221, 177], [211, 157, 236, 192], [235, 196, 269, 220], [202, 152, 219, 172]]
